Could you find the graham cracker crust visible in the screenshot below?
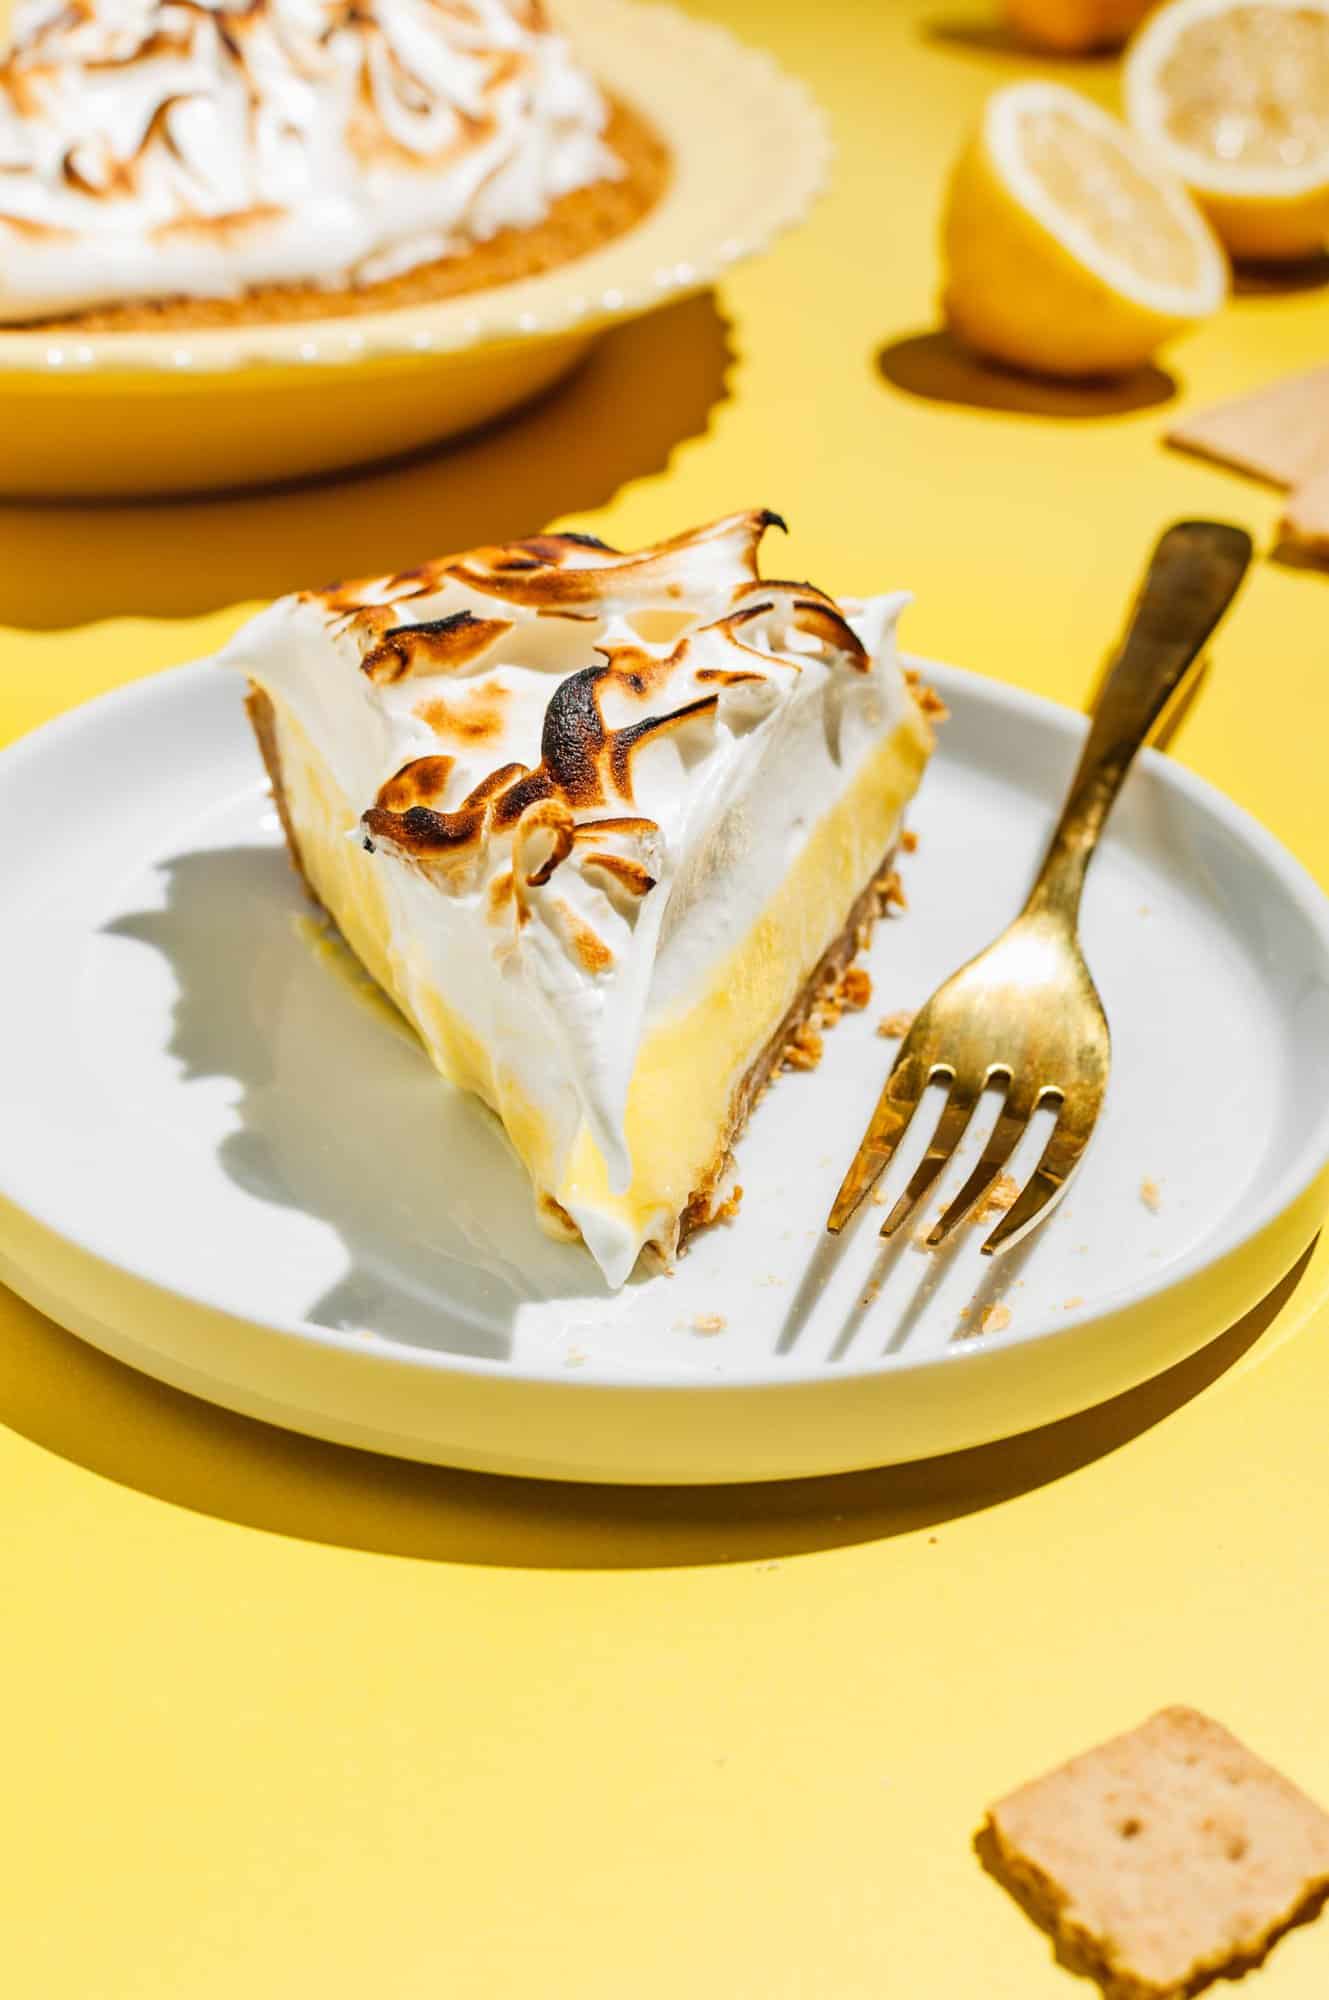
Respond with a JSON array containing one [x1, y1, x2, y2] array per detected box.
[[28, 97, 668, 333], [247, 685, 321, 907], [247, 683, 904, 1267]]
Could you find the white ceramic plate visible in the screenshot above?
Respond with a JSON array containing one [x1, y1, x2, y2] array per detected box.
[[3, 660, 1329, 1484]]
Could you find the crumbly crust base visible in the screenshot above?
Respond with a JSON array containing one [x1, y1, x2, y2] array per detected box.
[[26, 97, 668, 333], [247, 683, 906, 1270]]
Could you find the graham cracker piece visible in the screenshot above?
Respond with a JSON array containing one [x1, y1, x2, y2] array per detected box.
[[1281, 463, 1329, 557], [982, 1707, 1329, 1999], [1167, 367, 1329, 492]]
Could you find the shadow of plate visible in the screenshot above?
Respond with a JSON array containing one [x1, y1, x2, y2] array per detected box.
[[0, 1244, 1314, 1572]]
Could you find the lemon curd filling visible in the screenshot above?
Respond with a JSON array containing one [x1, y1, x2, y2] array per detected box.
[[558, 718, 932, 1248]]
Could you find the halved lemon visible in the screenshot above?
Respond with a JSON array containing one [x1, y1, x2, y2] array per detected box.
[[1002, 0, 1156, 53], [942, 82, 1229, 377], [1125, 0, 1329, 259]]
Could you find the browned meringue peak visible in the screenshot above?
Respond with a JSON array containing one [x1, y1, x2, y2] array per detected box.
[[312, 512, 784, 641], [356, 509, 878, 902], [318, 510, 868, 684]]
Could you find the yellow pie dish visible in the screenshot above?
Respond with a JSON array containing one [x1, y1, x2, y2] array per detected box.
[[0, 0, 829, 498]]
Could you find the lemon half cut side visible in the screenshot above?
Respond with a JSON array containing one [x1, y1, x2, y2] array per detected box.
[[943, 82, 1229, 378], [1125, 0, 1329, 260]]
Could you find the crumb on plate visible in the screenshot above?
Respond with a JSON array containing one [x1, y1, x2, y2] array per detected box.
[[974, 1172, 1020, 1220], [782, 1022, 824, 1072], [877, 1009, 916, 1039]]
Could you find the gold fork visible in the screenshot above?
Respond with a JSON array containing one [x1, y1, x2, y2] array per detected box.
[[827, 519, 1253, 1258]]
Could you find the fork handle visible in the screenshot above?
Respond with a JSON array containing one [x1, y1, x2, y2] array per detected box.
[[1024, 519, 1253, 927]]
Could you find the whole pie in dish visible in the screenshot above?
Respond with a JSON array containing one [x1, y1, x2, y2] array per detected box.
[[218, 511, 937, 1287], [0, 0, 668, 327]]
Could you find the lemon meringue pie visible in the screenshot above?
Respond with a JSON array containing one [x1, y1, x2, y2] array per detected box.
[[220, 512, 937, 1288], [0, 0, 666, 326]]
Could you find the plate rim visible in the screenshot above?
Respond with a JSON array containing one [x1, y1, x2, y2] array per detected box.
[[0, 0, 831, 379], [3, 653, 1329, 1401]]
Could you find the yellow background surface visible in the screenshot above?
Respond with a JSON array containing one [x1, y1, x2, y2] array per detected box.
[[4, 2, 1329, 1993]]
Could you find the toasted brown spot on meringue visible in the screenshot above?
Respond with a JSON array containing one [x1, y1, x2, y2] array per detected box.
[[487, 869, 515, 917], [363, 800, 480, 853], [581, 853, 657, 898], [537, 1191, 579, 1240], [607, 693, 720, 796], [552, 531, 613, 552], [0, 209, 70, 240], [695, 668, 769, 687], [376, 753, 455, 813], [515, 798, 577, 888], [416, 680, 512, 743], [61, 144, 134, 198], [362, 610, 514, 682], [555, 899, 614, 975], [154, 204, 286, 244], [364, 761, 527, 853], [790, 597, 871, 670], [572, 814, 659, 839], [463, 761, 528, 805], [443, 510, 778, 611], [386, 563, 439, 593], [730, 581, 871, 671], [310, 570, 436, 624]]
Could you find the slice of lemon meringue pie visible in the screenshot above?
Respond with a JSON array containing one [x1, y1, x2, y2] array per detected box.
[[220, 511, 937, 1287]]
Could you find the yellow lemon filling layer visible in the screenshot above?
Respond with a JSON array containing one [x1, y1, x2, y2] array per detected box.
[[558, 716, 931, 1246]]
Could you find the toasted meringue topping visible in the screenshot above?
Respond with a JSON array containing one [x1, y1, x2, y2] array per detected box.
[[219, 512, 926, 1283], [0, 0, 619, 321]]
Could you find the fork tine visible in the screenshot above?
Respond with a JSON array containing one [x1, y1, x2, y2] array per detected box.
[[826, 1049, 931, 1234], [923, 1084, 1035, 1249], [981, 1101, 1092, 1255], [879, 1079, 982, 1239]]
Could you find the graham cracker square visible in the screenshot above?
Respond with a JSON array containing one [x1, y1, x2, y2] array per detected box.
[[981, 1707, 1329, 1999]]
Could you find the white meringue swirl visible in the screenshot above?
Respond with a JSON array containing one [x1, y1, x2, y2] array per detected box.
[[0, 0, 620, 321]]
